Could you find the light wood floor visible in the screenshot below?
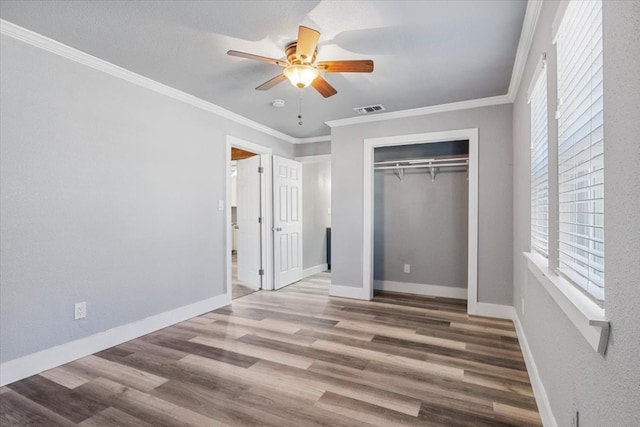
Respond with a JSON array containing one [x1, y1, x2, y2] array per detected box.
[[0, 272, 541, 426], [232, 254, 258, 300]]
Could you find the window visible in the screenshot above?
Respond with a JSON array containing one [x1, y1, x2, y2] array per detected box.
[[529, 63, 549, 257], [556, 0, 604, 301]]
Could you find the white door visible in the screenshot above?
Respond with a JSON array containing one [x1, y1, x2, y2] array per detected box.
[[236, 155, 262, 290], [273, 156, 303, 289]]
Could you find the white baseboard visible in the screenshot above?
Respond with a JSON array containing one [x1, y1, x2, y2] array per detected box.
[[302, 263, 329, 278], [512, 313, 558, 427], [329, 284, 370, 300], [474, 302, 516, 320], [0, 293, 229, 386], [374, 280, 467, 299]]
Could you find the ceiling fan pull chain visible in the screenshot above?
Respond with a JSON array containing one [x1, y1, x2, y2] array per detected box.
[[298, 96, 303, 126]]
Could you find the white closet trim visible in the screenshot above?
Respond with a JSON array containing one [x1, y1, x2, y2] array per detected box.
[[361, 129, 479, 314]]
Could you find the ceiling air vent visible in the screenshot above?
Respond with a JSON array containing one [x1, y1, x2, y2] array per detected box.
[[353, 104, 385, 115]]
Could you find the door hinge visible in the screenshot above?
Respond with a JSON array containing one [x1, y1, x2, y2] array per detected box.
[[259, 269, 265, 276], [258, 166, 264, 173], [258, 216, 263, 224]]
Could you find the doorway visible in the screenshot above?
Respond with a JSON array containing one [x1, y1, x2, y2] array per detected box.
[[231, 148, 262, 299], [373, 141, 469, 299], [362, 128, 479, 314], [226, 136, 273, 303]]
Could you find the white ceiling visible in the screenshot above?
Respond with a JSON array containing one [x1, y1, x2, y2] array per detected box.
[[0, 0, 527, 139]]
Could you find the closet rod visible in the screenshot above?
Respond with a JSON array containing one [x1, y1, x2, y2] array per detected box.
[[374, 156, 468, 167], [374, 160, 468, 170]]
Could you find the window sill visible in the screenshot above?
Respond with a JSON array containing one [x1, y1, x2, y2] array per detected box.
[[524, 252, 610, 355]]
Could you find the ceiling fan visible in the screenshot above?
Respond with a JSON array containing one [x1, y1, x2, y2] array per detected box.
[[227, 26, 374, 98]]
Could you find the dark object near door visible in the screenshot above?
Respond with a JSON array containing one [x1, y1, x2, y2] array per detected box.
[[326, 227, 331, 270]]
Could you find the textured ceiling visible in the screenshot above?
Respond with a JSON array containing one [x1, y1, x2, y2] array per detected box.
[[0, 0, 527, 139]]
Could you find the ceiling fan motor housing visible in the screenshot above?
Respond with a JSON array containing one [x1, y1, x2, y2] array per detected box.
[[285, 42, 317, 65]]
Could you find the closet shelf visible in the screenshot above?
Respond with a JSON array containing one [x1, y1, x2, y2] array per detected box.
[[374, 156, 469, 181]]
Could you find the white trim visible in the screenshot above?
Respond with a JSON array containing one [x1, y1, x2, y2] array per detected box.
[[302, 263, 329, 278], [0, 19, 298, 145], [512, 312, 559, 427], [474, 303, 515, 320], [226, 136, 274, 297], [363, 128, 479, 314], [294, 154, 331, 164], [324, 0, 543, 127], [225, 146, 234, 306], [374, 280, 467, 300], [2, 13, 545, 143], [326, 95, 510, 128], [1, 15, 543, 142], [508, 0, 544, 102], [527, 53, 548, 104], [296, 135, 331, 144], [467, 131, 479, 315], [524, 252, 610, 354], [329, 284, 370, 300], [363, 138, 375, 301], [0, 294, 228, 387]]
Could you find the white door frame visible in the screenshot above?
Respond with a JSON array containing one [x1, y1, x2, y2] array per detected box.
[[226, 135, 274, 303], [362, 128, 479, 314]]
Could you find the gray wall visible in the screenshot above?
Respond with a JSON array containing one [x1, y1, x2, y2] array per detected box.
[[301, 160, 331, 270], [512, 1, 640, 425], [374, 164, 468, 287], [331, 103, 513, 305], [0, 34, 294, 363], [294, 141, 331, 157]]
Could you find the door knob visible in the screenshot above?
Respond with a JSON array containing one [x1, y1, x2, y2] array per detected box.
[[274, 227, 282, 232]]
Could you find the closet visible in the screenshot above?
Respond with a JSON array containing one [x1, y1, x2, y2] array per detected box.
[[373, 140, 469, 297]]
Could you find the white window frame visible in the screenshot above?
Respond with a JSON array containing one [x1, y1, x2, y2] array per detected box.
[[526, 0, 608, 355], [528, 54, 549, 258], [555, 0, 605, 303]]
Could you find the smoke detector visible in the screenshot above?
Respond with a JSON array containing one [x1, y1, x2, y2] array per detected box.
[[272, 99, 285, 108]]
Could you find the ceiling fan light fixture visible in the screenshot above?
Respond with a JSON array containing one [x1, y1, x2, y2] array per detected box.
[[283, 64, 319, 88], [228, 25, 373, 98]]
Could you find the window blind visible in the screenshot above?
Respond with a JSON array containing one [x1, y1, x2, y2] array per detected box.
[[556, 0, 604, 301], [530, 70, 549, 257]]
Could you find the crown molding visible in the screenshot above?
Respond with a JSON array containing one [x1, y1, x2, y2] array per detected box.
[[0, 19, 297, 144], [3, 0, 543, 142], [507, 0, 544, 102], [325, 0, 542, 129], [296, 135, 331, 144], [326, 94, 511, 128]]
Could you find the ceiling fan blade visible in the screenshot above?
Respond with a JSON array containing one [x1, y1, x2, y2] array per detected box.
[[256, 74, 288, 91], [311, 76, 337, 98], [227, 50, 288, 67], [296, 26, 320, 62], [316, 60, 374, 73]]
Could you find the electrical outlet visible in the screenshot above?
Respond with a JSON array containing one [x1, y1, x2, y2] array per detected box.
[[404, 264, 410, 273], [74, 302, 87, 320]]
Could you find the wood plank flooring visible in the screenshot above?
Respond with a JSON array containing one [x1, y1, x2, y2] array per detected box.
[[0, 272, 542, 426], [231, 254, 258, 300]]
